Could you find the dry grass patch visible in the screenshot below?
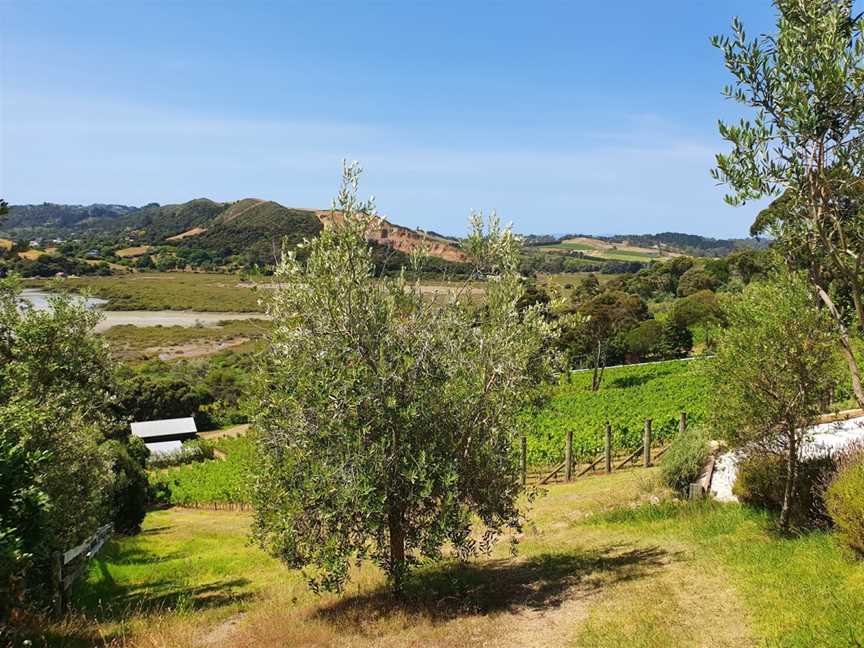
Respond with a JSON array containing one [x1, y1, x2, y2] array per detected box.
[[116, 246, 153, 258], [40, 470, 864, 647]]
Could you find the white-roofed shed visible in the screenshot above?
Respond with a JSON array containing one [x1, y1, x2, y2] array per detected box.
[[130, 417, 198, 452]]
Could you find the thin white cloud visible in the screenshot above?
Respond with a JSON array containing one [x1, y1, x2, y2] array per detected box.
[[0, 92, 759, 237]]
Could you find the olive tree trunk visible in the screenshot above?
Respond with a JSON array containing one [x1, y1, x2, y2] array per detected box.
[[779, 429, 799, 532], [387, 502, 406, 593]]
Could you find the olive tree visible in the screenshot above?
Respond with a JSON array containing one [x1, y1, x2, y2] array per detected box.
[[708, 273, 839, 531], [712, 1, 864, 407], [252, 163, 559, 592]]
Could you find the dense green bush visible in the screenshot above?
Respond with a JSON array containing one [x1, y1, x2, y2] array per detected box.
[[825, 446, 864, 556], [104, 438, 150, 535], [733, 452, 837, 528], [0, 279, 149, 615], [660, 426, 710, 494], [0, 435, 49, 620]]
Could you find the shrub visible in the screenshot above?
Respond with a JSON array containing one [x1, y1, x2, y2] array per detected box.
[[733, 452, 837, 528], [825, 444, 864, 556], [660, 426, 711, 492], [104, 439, 150, 535], [660, 426, 710, 494]]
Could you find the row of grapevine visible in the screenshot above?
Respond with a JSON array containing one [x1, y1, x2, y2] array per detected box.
[[526, 360, 711, 465], [149, 435, 255, 505]]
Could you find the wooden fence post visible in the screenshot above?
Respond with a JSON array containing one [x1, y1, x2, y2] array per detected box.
[[679, 411, 687, 435], [521, 435, 527, 485], [565, 429, 573, 482], [52, 551, 63, 616], [604, 422, 612, 474], [643, 419, 653, 467]]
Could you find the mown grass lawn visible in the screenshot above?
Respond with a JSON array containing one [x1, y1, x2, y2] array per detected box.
[[34, 470, 864, 647]]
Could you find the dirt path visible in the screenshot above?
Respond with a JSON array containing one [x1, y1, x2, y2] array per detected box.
[[200, 612, 246, 646]]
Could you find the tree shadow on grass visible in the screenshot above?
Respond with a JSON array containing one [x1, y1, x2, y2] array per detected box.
[[75, 573, 255, 621], [316, 543, 672, 628], [71, 543, 256, 622], [96, 541, 184, 567], [608, 374, 657, 389], [137, 525, 171, 536]]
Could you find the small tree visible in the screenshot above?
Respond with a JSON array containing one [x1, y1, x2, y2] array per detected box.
[[252, 163, 559, 592], [712, 1, 864, 407], [708, 273, 838, 531], [568, 290, 648, 389]]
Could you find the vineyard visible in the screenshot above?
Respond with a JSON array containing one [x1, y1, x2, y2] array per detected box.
[[146, 361, 711, 506], [149, 435, 254, 506], [526, 360, 710, 465]]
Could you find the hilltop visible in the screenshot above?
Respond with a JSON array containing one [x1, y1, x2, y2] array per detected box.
[[2, 199, 470, 274]]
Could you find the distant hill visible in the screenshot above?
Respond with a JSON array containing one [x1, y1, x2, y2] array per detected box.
[[6, 203, 141, 232], [523, 231, 766, 258], [610, 232, 768, 257], [3, 198, 468, 268], [178, 201, 323, 265]]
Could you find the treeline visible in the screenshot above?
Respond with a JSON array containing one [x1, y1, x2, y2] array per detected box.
[[520, 231, 767, 258], [520, 251, 645, 276], [524, 249, 770, 376]]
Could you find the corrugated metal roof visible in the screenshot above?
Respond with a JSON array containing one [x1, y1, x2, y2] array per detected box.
[[130, 417, 197, 439], [146, 440, 184, 455]]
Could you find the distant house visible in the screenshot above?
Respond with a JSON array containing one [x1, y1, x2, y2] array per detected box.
[[130, 417, 198, 455]]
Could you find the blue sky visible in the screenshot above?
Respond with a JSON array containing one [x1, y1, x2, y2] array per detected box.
[[0, 1, 790, 237]]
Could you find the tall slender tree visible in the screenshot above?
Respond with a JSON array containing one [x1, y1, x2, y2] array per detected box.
[[712, 1, 864, 407]]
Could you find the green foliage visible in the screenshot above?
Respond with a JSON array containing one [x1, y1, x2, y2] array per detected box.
[[0, 278, 147, 613], [252, 163, 559, 593], [0, 433, 49, 620], [707, 273, 839, 530], [668, 290, 725, 330], [103, 439, 149, 535], [149, 436, 254, 506], [528, 360, 709, 465], [676, 266, 716, 297], [116, 351, 252, 430], [0, 402, 114, 610], [733, 453, 836, 529], [825, 445, 864, 556], [659, 426, 710, 494]]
